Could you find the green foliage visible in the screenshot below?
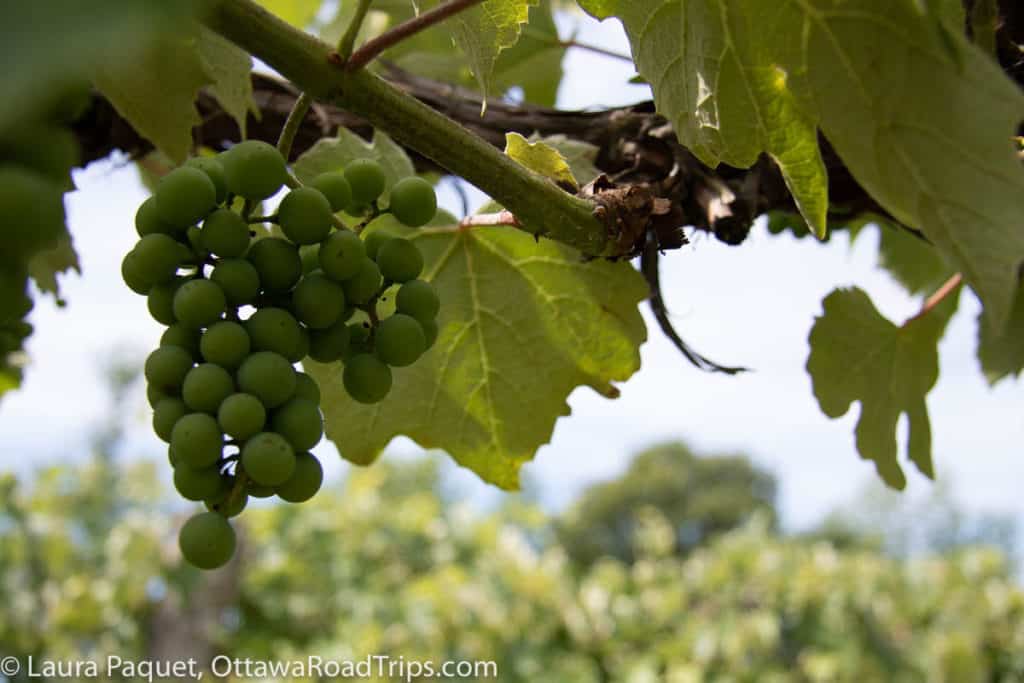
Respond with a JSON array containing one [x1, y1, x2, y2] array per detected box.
[[2, 452, 1023, 681], [807, 288, 958, 489], [581, 0, 1024, 330], [448, 0, 539, 101], [558, 441, 777, 566], [978, 281, 1024, 384], [309, 222, 648, 488], [505, 132, 580, 191]]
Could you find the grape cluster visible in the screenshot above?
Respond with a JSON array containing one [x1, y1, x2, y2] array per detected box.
[[121, 142, 439, 569], [0, 85, 87, 384]]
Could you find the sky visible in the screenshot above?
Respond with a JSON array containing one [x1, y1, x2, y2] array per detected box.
[[0, 8, 1020, 533]]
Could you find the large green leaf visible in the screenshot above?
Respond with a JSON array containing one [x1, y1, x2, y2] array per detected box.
[[449, 0, 539, 101], [196, 27, 256, 137], [578, 0, 828, 237], [0, 1, 188, 133], [978, 282, 1024, 384], [28, 233, 79, 296], [308, 225, 648, 489], [580, 0, 1024, 329], [807, 287, 957, 490], [92, 34, 210, 163]]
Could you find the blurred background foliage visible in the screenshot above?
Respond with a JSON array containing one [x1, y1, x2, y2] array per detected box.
[[1, 372, 1022, 682]]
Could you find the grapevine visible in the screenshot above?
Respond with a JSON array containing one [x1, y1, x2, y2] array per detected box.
[[122, 139, 440, 569]]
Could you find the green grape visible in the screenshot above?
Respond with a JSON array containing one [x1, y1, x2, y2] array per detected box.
[[396, 279, 440, 323], [186, 225, 207, 259], [309, 171, 352, 212], [206, 490, 247, 518], [144, 345, 194, 392], [170, 413, 223, 469], [294, 371, 321, 403], [210, 258, 260, 305], [343, 353, 392, 404], [147, 278, 183, 326], [376, 238, 423, 283], [200, 209, 250, 257], [217, 392, 266, 440], [420, 318, 439, 350], [344, 322, 372, 358], [270, 397, 323, 451], [174, 464, 229, 502], [221, 140, 288, 200], [318, 229, 365, 281], [147, 384, 173, 409], [182, 363, 235, 413], [344, 158, 387, 205], [292, 273, 345, 329], [361, 214, 405, 260], [133, 234, 187, 284], [347, 202, 371, 218], [299, 245, 320, 274], [307, 319, 351, 363], [246, 307, 305, 361], [247, 482, 275, 498], [121, 250, 153, 295], [135, 196, 178, 237], [388, 176, 437, 227], [161, 324, 201, 358], [247, 237, 301, 293], [237, 351, 297, 408], [0, 165, 64, 259], [295, 326, 310, 361], [178, 512, 236, 570], [200, 321, 250, 370], [279, 186, 332, 245], [275, 452, 323, 503], [374, 313, 426, 367], [154, 166, 217, 228], [173, 279, 227, 328], [241, 432, 296, 486], [184, 156, 228, 204], [153, 397, 187, 443], [343, 258, 382, 306]]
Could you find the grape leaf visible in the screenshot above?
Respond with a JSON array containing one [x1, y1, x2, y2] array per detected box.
[[807, 287, 958, 490], [530, 134, 602, 186], [505, 133, 579, 191], [490, 3, 566, 106], [92, 34, 210, 163], [580, 1, 1024, 329], [28, 233, 79, 296], [292, 129, 415, 204], [255, 0, 324, 28], [577, 0, 829, 238], [978, 282, 1024, 384], [449, 0, 539, 101], [0, 1, 187, 133], [309, 225, 648, 489], [196, 27, 256, 137]]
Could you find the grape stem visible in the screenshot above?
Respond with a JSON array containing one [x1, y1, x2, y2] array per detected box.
[[459, 211, 520, 229], [337, 0, 375, 61], [277, 92, 312, 160], [906, 273, 963, 325], [201, 0, 613, 256], [344, 0, 487, 72], [247, 214, 279, 224]]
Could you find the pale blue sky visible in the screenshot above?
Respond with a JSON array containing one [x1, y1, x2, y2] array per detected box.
[[0, 10, 1019, 531]]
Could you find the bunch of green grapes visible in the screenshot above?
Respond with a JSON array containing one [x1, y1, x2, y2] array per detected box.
[[121, 144, 439, 569], [0, 83, 87, 384]]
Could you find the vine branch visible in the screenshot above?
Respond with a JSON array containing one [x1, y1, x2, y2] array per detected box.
[[906, 273, 964, 324], [345, 0, 487, 71], [202, 0, 612, 256]]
